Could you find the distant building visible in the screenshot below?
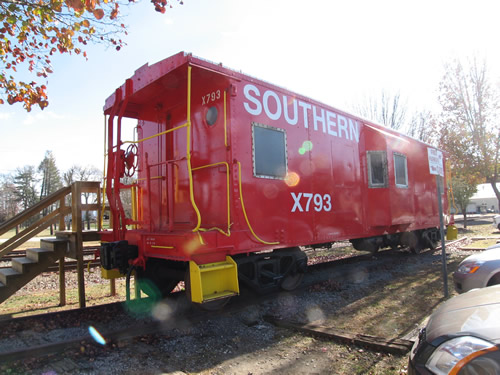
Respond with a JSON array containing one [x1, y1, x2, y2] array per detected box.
[[465, 183, 500, 213]]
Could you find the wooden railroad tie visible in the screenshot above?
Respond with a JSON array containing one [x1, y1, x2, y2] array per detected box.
[[263, 315, 414, 355]]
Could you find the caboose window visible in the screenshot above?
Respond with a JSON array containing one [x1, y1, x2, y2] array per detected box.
[[252, 123, 287, 179], [367, 151, 388, 188], [394, 153, 408, 188]]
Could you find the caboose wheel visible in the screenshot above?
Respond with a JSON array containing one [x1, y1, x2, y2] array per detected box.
[[280, 272, 305, 291], [401, 231, 424, 254], [136, 259, 180, 300], [184, 269, 231, 311], [409, 245, 422, 254], [279, 247, 307, 291]]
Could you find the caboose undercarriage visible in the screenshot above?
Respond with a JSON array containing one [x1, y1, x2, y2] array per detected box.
[[100, 226, 439, 309], [101, 239, 309, 309], [350, 227, 440, 254]]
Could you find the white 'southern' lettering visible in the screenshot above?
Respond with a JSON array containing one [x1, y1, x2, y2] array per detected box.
[[243, 84, 360, 143]]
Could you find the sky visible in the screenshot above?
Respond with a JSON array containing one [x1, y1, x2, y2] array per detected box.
[[1, 0, 500, 175]]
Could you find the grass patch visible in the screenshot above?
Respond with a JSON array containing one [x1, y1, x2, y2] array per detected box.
[[0, 277, 136, 319], [328, 259, 461, 338], [0, 227, 54, 240], [462, 238, 499, 249], [458, 223, 498, 238]]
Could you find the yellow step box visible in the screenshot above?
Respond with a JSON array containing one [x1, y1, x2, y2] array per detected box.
[[101, 267, 125, 279], [189, 256, 239, 304]]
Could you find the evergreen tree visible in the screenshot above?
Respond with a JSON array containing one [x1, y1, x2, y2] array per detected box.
[[38, 151, 62, 202], [13, 166, 39, 227], [38, 151, 62, 233], [0, 174, 19, 223]]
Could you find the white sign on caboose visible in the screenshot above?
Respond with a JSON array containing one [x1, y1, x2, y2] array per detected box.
[[427, 148, 444, 177]]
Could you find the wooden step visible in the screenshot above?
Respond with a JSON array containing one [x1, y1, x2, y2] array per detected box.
[[27, 248, 54, 262], [0, 268, 21, 285], [55, 230, 100, 242], [54, 231, 100, 259], [40, 238, 68, 252], [0, 243, 66, 304], [11, 257, 37, 273]]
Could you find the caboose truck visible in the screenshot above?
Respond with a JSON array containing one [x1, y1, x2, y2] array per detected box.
[[100, 52, 446, 309]]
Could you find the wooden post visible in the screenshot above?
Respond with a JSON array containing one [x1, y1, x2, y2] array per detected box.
[[110, 278, 116, 296], [72, 182, 86, 308], [97, 185, 102, 232], [135, 273, 140, 299], [59, 197, 66, 231], [58, 256, 66, 306]]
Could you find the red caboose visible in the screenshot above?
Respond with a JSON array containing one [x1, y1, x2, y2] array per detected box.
[[100, 52, 447, 308]]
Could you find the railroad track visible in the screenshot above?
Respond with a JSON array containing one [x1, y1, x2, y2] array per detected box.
[[0, 243, 458, 365]]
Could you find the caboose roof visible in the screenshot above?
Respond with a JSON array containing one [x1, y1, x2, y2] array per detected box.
[[103, 52, 439, 150], [103, 51, 244, 116]]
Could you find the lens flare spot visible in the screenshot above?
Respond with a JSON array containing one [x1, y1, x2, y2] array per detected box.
[[285, 172, 300, 187], [152, 300, 175, 322], [302, 140, 313, 151], [262, 184, 279, 199], [88, 326, 106, 346], [299, 159, 316, 176], [349, 267, 368, 284], [185, 237, 202, 255], [306, 306, 325, 323], [299, 147, 306, 155]]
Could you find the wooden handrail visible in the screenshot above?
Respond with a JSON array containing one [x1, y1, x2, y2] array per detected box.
[[0, 207, 70, 252], [0, 186, 71, 236], [0, 181, 102, 259], [0, 210, 69, 259]]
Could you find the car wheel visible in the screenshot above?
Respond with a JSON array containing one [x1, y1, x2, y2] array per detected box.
[[487, 273, 500, 286]]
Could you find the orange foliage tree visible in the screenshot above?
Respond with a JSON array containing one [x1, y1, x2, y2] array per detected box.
[[438, 57, 500, 206], [0, 0, 182, 111]]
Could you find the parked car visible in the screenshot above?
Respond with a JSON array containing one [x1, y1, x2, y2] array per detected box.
[[453, 244, 500, 293], [494, 215, 500, 230], [409, 285, 500, 374]]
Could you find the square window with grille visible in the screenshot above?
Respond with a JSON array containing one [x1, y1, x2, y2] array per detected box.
[[252, 123, 287, 179], [367, 151, 388, 188], [394, 153, 408, 188]]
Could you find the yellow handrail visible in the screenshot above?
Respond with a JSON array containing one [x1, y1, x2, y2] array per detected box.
[[122, 123, 189, 145], [131, 184, 138, 229], [186, 66, 202, 233], [237, 162, 279, 245], [192, 162, 231, 237]]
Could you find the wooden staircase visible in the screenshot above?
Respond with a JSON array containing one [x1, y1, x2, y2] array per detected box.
[[0, 182, 102, 307], [0, 238, 68, 304]]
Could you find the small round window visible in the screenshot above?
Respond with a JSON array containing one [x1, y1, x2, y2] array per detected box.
[[206, 106, 218, 126]]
